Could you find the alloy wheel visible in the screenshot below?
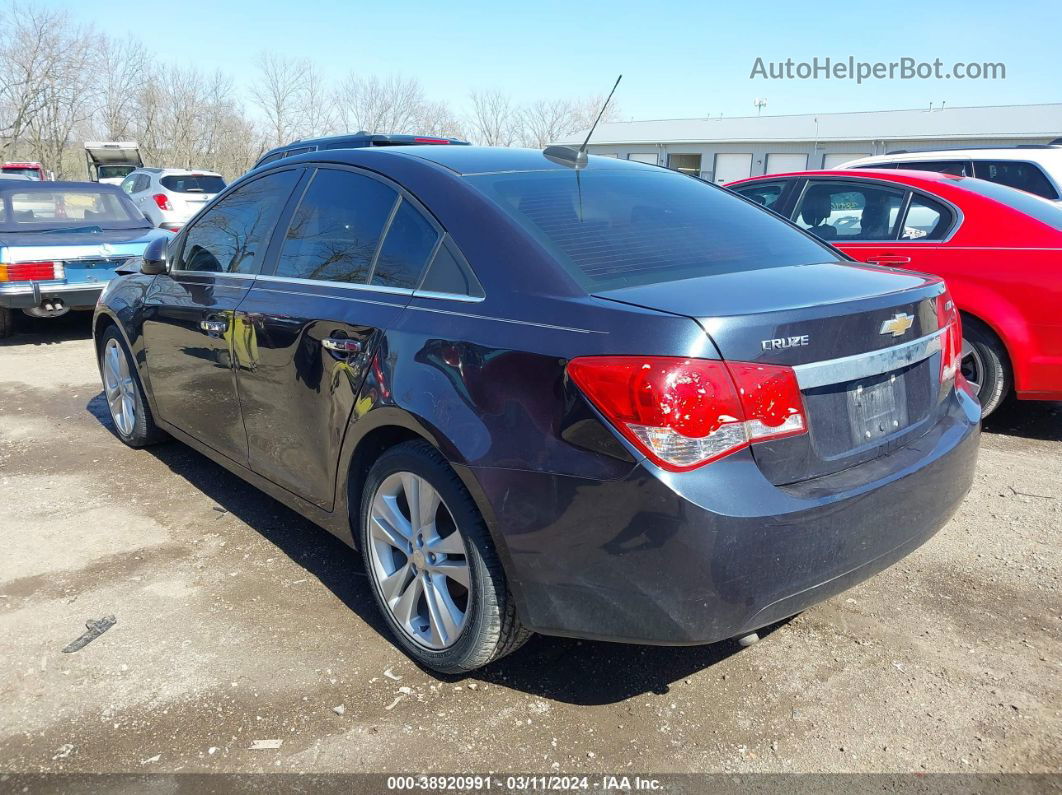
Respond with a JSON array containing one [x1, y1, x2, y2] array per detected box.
[[960, 338, 984, 398], [103, 338, 137, 437], [367, 472, 471, 650]]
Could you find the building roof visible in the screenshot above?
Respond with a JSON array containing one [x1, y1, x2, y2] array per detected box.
[[554, 103, 1062, 146]]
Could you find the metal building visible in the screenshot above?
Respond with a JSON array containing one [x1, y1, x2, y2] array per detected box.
[[553, 102, 1062, 183]]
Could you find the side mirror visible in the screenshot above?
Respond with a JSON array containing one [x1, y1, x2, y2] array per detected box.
[[141, 236, 170, 275]]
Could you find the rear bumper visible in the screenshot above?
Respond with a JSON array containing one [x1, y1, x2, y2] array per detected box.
[[0, 281, 105, 310], [468, 388, 980, 645]]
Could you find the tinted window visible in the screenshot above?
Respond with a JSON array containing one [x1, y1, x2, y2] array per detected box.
[[177, 169, 298, 273], [160, 175, 226, 193], [256, 152, 284, 167], [957, 178, 1062, 231], [973, 160, 1058, 199], [893, 160, 972, 177], [793, 181, 904, 241], [286, 147, 314, 158], [466, 170, 835, 291], [276, 168, 397, 283], [134, 174, 150, 192], [419, 240, 484, 297], [371, 199, 439, 289], [901, 195, 953, 240], [734, 182, 785, 210]]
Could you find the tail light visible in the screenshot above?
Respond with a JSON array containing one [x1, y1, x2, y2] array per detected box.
[[567, 356, 807, 472], [152, 193, 172, 211], [935, 289, 963, 385], [0, 261, 64, 282]]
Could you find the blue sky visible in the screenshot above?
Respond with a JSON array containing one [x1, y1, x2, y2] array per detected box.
[[79, 0, 1060, 120]]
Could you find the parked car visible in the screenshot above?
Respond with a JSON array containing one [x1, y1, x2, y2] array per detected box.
[[120, 168, 226, 232], [94, 147, 979, 673], [839, 146, 1062, 202], [252, 132, 469, 170], [2, 161, 48, 181], [85, 141, 143, 185], [728, 168, 1062, 415], [0, 180, 171, 337]]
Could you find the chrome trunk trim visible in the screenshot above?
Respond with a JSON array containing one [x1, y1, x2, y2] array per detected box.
[[793, 328, 945, 389]]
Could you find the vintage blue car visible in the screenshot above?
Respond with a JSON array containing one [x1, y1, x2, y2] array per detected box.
[[0, 180, 172, 337]]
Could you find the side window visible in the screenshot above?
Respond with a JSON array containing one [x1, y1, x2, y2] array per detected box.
[[135, 175, 150, 192], [256, 152, 284, 167], [973, 160, 1059, 200], [371, 199, 440, 289], [285, 146, 314, 158], [176, 169, 299, 274], [120, 176, 135, 194], [418, 239, 484, 298], [734, 182, 786, 211], [793, 181, 904, 241], [276, 168, 397, 283], [893, 160, 971, 177], [901, 195, 954, 240]]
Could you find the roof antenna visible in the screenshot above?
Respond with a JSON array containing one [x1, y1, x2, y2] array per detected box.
[[544, 74, 622, 169]]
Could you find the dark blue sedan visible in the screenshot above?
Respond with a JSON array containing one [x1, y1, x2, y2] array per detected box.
[[93, 146, 980, 673], [0, 180, 171, 337]]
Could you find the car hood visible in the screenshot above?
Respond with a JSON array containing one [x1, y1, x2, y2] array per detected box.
[[0, 226, 170, 260]]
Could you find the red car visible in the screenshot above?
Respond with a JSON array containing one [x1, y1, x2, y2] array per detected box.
[[728, 169, 1062, 415]]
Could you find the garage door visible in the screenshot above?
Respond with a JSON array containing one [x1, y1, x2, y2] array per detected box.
[[713, 153, 752, 184], [822, 153, 870, 169], [764, 153, 808, 174], [627, 153, 658, 164]]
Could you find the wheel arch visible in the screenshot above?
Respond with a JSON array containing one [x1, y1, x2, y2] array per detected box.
[[948, 283, 1026, 389]]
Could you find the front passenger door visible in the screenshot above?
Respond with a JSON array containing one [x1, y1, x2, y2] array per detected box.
[[141, 168, 303, 465]]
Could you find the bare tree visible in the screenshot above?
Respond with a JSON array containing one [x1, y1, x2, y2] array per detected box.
[[467, 89, 521, 147], [249, 52, 311, 147], [336, 73, 426, 134], [95, 37, 149, 140]]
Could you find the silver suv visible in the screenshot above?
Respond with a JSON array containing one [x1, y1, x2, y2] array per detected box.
[[119, 168, 226, 231]]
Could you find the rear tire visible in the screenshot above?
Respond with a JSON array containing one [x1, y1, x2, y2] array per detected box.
[[0, 307, 13, 338], [961, 317, 1010, 418], [98, 326, 167, 447], [359, 440, 530, 673]]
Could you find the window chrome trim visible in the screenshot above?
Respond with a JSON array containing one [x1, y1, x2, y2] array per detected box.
[[254, 273, 414, 296], [172, 270, 258, 280], [410, 288, 485, 304], [793, 328, 945, 389]]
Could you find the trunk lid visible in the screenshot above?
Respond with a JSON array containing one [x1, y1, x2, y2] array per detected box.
[[594, 261, 949, 484]]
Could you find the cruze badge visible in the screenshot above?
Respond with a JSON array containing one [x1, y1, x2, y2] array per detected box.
[[761, 335, 809, 352], [880, 313, 915, 337]]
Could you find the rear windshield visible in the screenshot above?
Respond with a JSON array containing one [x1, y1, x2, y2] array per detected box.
[[0, 188, 147, 232], [160, 174, 226, 193], [98, 165, 136, 179], [466, 169, 837, 291], [2, 167, 41, 180], [958, 177, 1062, 231]]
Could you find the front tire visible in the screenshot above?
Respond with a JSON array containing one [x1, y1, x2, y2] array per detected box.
[[359, 440, 530, 673], [98, 326, 167, 447], [961, 317, 1010, 418]]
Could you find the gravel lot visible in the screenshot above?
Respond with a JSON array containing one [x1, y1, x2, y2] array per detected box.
[[0, 314, 1059, 775]]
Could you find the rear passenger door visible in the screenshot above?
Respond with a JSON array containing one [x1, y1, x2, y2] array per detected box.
[[235, 165, 442, 509]]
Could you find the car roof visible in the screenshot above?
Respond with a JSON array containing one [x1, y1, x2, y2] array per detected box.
[[0, 179, 125, 192], [318, 145, 658, 176], [138, 168, 223, 177], [846, 148, 1062, 166]]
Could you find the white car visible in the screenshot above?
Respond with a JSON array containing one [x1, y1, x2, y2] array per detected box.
[[119, 168, 226, 232], [839, 146, 1062, 202]]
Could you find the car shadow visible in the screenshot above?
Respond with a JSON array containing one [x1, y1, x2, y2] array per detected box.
[[0, 311, 93, 345], [981, 397, 1062, 442], [86, 391, 759, 705]]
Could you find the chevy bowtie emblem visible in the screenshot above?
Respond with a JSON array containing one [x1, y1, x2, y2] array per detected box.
[[880, 313, 915, 337]]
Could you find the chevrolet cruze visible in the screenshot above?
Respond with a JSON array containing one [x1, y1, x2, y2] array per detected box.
[[93, 146, 979, 673]]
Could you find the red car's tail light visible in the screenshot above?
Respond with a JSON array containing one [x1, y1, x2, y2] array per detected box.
[[567, 356, 807, 472], [936, 289, 963, 385], [0, 261, 64, 282], [152, 193, 172, 211]]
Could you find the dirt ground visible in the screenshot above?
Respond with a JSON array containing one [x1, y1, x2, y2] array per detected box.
[[0, 313, 1059, 776]]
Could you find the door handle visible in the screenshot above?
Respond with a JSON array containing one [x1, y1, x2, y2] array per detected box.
[[199, 318, 227, 335], [865, 255, 911, 265], [321, 337, 364, 356]]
